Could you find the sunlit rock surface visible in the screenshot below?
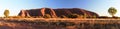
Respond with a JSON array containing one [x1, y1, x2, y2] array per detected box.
[[18, 8, 99, 17]]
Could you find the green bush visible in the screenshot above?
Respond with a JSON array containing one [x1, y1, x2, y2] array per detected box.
[[66, 14, 79, 18]]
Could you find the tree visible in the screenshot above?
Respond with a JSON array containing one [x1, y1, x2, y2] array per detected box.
[[4, 9, 10, 17], [108, 7, 117, 17]]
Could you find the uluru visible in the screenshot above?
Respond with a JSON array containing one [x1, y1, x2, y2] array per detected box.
[[18, 8, 99, 18]]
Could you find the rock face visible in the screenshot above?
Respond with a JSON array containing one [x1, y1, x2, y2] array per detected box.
[[54, 8, 98, 17], [18, 8, 99, 17], [18, 10, 30, 17]]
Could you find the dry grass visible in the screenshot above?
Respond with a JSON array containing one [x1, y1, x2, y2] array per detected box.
[[0, 18, 120, 29]]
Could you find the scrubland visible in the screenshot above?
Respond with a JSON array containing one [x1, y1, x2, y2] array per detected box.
[[0, 18, 120, 29]]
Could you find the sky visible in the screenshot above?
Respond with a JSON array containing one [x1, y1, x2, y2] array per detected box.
[[0, 0, 120, 17]]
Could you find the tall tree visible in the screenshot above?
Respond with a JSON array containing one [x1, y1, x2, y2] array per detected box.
[[4, 9, 10, 17], [108, 7, 117, 17]]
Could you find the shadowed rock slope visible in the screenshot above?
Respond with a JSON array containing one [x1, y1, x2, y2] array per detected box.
[[18, 8, 99, 18]]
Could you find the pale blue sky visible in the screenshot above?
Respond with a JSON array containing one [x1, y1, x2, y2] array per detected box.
[[0, 0, 120, 17]]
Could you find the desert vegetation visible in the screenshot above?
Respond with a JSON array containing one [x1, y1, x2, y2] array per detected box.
[[43, 14, 52, 18], [0, 18, 120, 29], [108, 7, 117, 17], [66, 14, 79, 18], [4, 9, 10, 18]]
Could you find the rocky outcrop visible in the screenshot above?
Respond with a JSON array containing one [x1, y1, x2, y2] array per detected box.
[[18, 10, 30, 17], [18, 8, 99, 18], [54, 8, 98, 17], [18, 8, 57, 17], [40, 8, 57, 17]]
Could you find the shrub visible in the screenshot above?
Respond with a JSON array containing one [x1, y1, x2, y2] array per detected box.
[[79, 15, 84, 18], [43, 14, 51, 18], [10, 16, 22, 18], [83, 14, 87, 18], [56, 22, 67, 27], [66, 22, 75, 26], [32, 16, 43, 18], [25, 16, 32, 18], [66, 14, 79, 18], [60, 15, 67, 18], [93, 15, 97, 18], [32, 16, 37, 18], [38, 16, 43, 18]]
